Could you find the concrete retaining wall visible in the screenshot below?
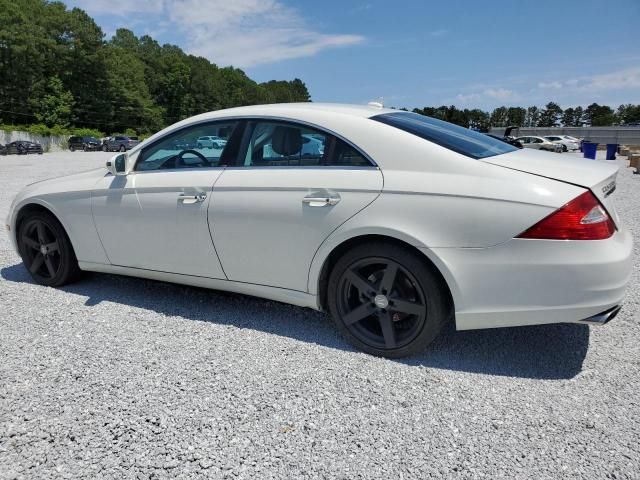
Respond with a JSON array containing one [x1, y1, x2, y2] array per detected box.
[[489, 126, 640, 145]]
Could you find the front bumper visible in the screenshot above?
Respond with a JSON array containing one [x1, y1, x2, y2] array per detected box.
[[424, 228, 633, 330]]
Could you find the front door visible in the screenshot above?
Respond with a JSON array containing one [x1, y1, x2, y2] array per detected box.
[[92, 120, 238, 279], [209, 120, 383, 291]]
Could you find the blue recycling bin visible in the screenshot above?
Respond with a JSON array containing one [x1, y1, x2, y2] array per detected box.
[[605, 144, 618, 160], [583, 142, 598, 159]]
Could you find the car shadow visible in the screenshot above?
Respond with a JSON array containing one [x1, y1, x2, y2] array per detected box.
[[1, 263, 589, 380]]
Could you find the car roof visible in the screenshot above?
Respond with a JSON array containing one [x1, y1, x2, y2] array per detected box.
[[208, 103, 396, 119]]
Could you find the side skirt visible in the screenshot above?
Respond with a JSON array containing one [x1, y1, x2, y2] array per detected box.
[[78, 262, 320, 311]]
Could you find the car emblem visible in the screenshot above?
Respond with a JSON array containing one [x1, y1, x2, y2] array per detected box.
[[374, 294, 389, 309], [602, 180, 616, 197]]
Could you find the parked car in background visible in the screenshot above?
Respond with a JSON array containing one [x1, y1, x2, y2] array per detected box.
[[485, 133, 523, 148], [196, 136, 227, 149], [516, 136, 563, 152], [102, 136, 140, 152], [544, 135, 580, 152], [0, 144, 7, 155], [68, 136, 102, 152], [6, 141, 43, 155]]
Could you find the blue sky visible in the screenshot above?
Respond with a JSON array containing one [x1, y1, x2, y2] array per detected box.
[[68, 0, 640, 110]]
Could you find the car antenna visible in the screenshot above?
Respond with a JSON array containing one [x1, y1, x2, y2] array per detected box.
[[367, 97, 384, 108]]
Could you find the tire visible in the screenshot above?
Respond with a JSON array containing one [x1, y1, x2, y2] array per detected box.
[[197, 143, 202, 149], [102, 144, 108, 152], [327, 242, 450, 358], [83, 145, 87, 152], [70, 145, 75, 152], [119, 145, 125, 152], [562, 145, 568, 152], [17, 211, 81, 287]]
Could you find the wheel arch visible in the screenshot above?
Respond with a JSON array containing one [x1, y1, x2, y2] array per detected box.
[[13, 201, 78, 255], [312, 233, 458, 318]]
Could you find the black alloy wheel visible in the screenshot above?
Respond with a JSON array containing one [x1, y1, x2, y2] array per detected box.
[[328, 242, 449, 358], [18, 213, 80, 287]]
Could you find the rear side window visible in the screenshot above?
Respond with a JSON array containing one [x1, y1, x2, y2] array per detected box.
[[372, 112, 517, 159], [238, 120, 373, 167]]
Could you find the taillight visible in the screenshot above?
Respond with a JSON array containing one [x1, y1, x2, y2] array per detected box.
[[517, 191, 615, 240]]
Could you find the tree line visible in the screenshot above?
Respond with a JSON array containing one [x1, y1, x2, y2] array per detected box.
[[0, 0, 311, 136], [411, 102, 640, 132]]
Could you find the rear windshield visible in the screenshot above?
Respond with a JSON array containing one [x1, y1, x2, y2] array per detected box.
[[372, 112, 517, 159]]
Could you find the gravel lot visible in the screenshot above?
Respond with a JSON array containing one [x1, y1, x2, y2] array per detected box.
[[0, 150, 638, 479]]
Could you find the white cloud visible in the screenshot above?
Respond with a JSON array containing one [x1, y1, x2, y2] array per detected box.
[[483, 88, 515, 100], [73, 0, 163, 15], [73, 0, 364, 67], [538, 81, 563, 89], [455, 93, 480, 103], [536, 67, 640, 92], [580, 67, 640, 90], [429, 29, 449, 37], [455, 88, 516, 104]]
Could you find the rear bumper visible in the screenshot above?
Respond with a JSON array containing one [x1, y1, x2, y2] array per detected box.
[[423, 228, 633, 330]]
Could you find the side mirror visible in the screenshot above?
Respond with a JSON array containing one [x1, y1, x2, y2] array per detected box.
[[106, 153, 127, 176]]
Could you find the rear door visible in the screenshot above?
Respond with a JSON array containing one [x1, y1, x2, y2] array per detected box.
[[209, 120, 383, 291]]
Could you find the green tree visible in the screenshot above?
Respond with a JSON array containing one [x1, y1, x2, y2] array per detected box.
[[524, 106, 540, 127], [584, 103, 616, 126], [538, 102, 563, 127], [30, 76, 74, 127], [616, 104, 640, 125], [506, 107, 526, 126], [490, 106, 509, 127]]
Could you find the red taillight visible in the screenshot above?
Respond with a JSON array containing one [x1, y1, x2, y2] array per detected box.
[[517, 191, 615, 240]]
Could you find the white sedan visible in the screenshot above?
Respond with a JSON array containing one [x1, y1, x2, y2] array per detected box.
[[544, 135, 580, 152], [196, 135, 227, 149], [6, 104, 632, 357]]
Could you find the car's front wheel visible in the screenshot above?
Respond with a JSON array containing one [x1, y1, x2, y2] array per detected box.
[[327, 242, 450, 358], [18, 211, 81, 287]]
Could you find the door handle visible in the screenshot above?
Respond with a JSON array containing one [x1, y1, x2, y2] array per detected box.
[[302, 194, 341, 207], [178, 193, 207, 203]]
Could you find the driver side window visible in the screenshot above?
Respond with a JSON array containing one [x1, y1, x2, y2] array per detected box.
[[136, 121, 237, 171]]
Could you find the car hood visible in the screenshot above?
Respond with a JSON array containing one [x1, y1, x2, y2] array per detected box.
[[481, 147, 618, 189]]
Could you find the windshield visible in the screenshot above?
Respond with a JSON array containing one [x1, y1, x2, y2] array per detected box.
[[372, 112, 517, 159]]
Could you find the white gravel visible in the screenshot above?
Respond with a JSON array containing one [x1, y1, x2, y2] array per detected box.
[[1, 150, 639, 479]]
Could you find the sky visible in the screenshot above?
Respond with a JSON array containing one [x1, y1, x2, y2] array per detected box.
[[67, 0, 640, 110]]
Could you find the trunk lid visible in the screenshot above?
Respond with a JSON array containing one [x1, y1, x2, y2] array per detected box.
[[482, 147, 621, 225]]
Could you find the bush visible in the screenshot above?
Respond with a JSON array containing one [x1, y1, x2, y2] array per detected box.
[[0, 124, 104, 139]]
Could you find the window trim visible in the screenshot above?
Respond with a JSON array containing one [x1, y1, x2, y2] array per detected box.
[[134, 115, 377, 172]]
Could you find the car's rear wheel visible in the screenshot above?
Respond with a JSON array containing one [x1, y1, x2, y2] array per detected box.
[[119, 145, 126, 152], [70, 145, 75, 152], [327, 242, 449, 358], [102, 144, 108, 152], [18, 212, 81, 287]]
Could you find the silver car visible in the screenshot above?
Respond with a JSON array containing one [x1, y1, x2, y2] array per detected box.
[[544, 136, 580, 152], [516, 136, 563, 153]]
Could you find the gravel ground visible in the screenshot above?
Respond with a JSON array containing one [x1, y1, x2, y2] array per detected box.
[[0, 150, 639, 479]]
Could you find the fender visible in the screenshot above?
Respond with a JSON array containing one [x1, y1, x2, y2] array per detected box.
[[307, 225, 463, 312]]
